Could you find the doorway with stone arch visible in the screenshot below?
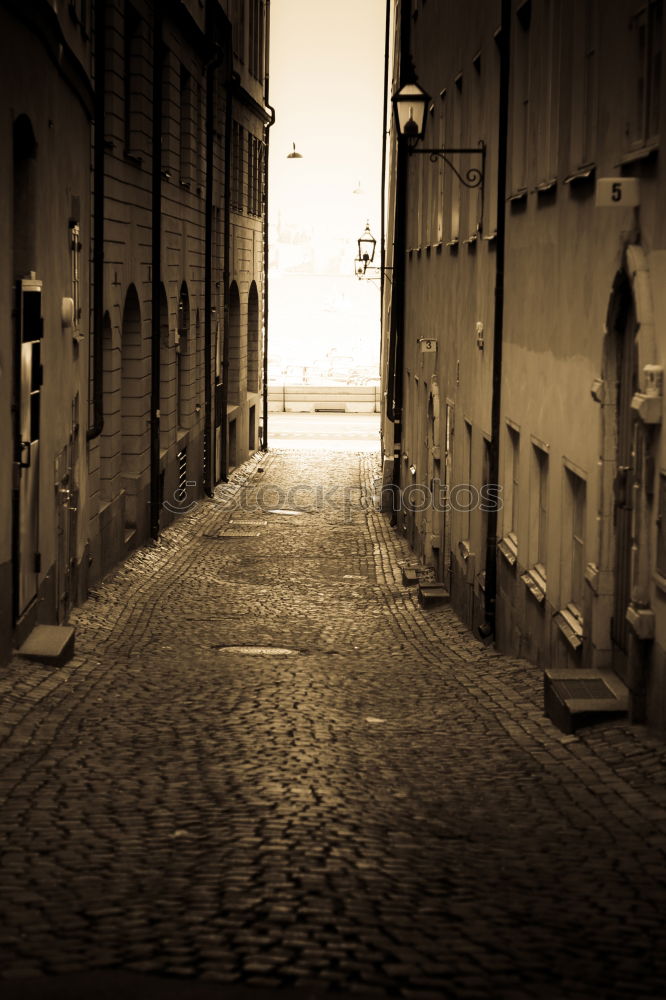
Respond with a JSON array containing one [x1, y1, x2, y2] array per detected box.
[[120, 284, 146, 534]]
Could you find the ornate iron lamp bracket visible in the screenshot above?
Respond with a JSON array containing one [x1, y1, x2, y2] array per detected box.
[[409, 141, 486, 190]]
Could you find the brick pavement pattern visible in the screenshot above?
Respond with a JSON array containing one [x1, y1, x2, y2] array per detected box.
[[1, 449, 666, 1000]]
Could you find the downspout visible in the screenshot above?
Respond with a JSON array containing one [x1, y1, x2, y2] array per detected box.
[[482, 0, 511, 638], [149, 7, 163, 540], [388, 0, 413, 503], [205, 38, 225, 495], [262, 0, 275, 452], [220, 71, 237, 482], [87, 0, 105, 441]]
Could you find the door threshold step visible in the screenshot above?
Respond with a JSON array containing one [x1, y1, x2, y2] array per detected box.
[[17, 625, 75, 667], [418, 584, 451, 607], [544, 667, 628, 734]]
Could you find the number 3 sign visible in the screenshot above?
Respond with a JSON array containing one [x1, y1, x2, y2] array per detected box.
[[596, 178, 640, 208]]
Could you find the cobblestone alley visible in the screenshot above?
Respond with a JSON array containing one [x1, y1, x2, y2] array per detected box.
[[1, 448, 666, 1000]]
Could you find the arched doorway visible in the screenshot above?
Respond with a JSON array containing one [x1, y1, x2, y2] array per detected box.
[[598, 248, 658, 717], [606, 272, 639, 683], [228, 282, 242, 404], [247, 281, 260, 394], [100, 311, 118, 503], [121, 284, 144, 529], [426, 378, 442, 576], [177, 282, 190, 428], [12, 113, 41, 619], [158, 284, 170, 451]]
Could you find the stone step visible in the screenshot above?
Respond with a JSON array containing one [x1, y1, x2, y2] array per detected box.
[[544, 667, 628, 735], [17, 625, 75, 667], [402, 566, 420, 586], [417, 584, 451, 607]]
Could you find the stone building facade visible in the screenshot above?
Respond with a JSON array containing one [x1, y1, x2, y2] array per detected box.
[[0, 0, 271, 660], [382, 0, 666, 733]]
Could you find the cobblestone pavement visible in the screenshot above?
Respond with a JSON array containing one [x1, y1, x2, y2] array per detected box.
[[1, 449, 666, 1000]]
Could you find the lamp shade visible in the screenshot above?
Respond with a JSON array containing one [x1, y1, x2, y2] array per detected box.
[[357, 222, 376, 264], [392, 81, 430, 142]]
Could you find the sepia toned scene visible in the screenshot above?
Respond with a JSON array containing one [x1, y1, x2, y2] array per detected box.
[[1, 2, 666, 999]]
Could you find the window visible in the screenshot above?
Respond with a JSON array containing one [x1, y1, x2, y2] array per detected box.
[[555, 467, 586, 647], [534, 0, 560, 187], [436, 95, 446, 242], [70, 221, 81, 338], [566, 468, 586, 610], [466, 54, 483, 238], [626, 0, 662, 151], [464, 419, 473, 542], [179, 64, 193, 187], [569, 0, 598, 169], [124, 3, 142, 159], [447, 76, 463, 244], [657, 473, 666, 578], [249, 0, 265, 81], [509, 0, 532, 195], [499, 425, 519, 566], [521, 441, 548, 601], [247, 134, 264, 216], [231, 121, 244, 212], [232, 0, 245, 64], [534, 445, 548, 575], [505, 425, 520, 540]]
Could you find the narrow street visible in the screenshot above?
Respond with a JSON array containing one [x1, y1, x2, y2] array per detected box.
[[1, 445, 666, 1000]]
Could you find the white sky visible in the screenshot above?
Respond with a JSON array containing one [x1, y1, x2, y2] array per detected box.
[[268, 0, 387, 249]]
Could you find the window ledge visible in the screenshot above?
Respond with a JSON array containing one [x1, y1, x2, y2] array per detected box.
[[483, 230, 497, 242], [535, 178, 557, 193], [498, 535, 518, 567], [521, 566, 546, 603], [563, 163, 596, 184], [654, 571, 666, 595], [463, 233, 479, 246], [585, 562, 600, 594], [554, 604, 584, 649], [446, 238, 459, 249], [508, 188, 528, 203], [123, 151, 143, 168], [617, 142, 659, 166]]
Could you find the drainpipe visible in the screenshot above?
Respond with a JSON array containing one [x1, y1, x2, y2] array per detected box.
[[481, 0, 511, 639], [262, 0, 275, 452], [87, 0, 105, 442], [149, 7, 163, 541], [205, 38, 225, 495], [387, 1, 413, 503], [220, 72, 237, 482]]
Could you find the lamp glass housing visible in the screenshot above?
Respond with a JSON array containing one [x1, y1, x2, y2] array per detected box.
[[357, 222, 376, 264], [392, 81, 430, 141]]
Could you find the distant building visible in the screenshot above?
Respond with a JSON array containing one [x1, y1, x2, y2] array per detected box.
[[0, 0, 271, 658], [382, 0, 666, 733]]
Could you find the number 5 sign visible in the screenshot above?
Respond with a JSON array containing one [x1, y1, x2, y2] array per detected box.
[[596, 178, 640, 208]]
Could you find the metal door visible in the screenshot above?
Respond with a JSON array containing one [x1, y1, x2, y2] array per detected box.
[[611, 307, 638, 682], [13, 277, 43, 619]]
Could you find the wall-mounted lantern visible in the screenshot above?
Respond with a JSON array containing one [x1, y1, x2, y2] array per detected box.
[[392, 76, 485, 191]]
